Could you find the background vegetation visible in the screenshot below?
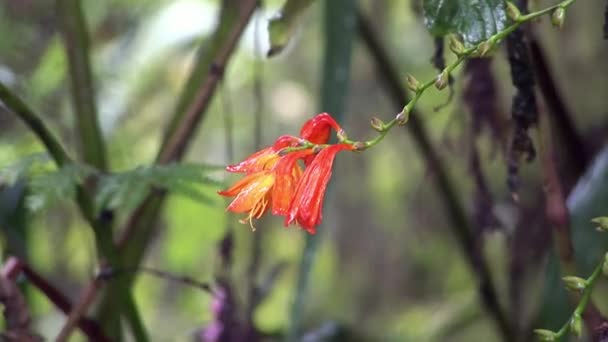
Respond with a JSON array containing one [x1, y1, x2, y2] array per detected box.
[[0, 0, 607, 341]]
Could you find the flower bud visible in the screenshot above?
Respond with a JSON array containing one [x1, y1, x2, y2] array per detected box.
[[592, 216, 608, 232], [570, 313, 582, 337], [449, 35, 465, 56], [370, 117, 385, 132], [552, 7, 565, 29], [477, 40, 493, 57], [505, 2, 521, 22], [406, 74, 420, 93], [562, 276, 587, 292], [533, 329, 556, 341], [435, 71, 448, 90], [396, 109, 410, 125]]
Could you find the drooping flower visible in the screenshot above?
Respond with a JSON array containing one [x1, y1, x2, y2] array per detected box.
[[219, 113, 349, 232], [285, 143, 354, 234]]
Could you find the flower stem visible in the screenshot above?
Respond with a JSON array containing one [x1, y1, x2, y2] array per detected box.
[[349, 0, 578, 151], [553, 260, 603, 340]]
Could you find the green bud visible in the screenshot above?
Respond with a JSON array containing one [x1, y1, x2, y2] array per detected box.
[[406, 74, 420, 93], [533, 329, 556, 341], [396, 109, 410, 126], [370, 117, 385, 132], [506, 1, 522, 21], [434, 71, 448, 90], [570, 313, 583, 337], [552, 7, 565, 29], [449, 35, 465, 56], [591, 216, 608, 232], [562, 276, 587, 292], [603, 252, 608, 277], [477, 40, 493, 57]]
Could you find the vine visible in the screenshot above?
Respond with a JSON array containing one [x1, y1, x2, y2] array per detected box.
[[277, 0, 577, 155]]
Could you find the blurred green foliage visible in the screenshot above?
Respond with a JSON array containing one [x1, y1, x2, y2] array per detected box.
[[0, 0, 607, 341]]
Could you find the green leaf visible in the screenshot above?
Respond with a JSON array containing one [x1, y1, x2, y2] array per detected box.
[[94, 163, 222, 213], [0, 153, 51, 186], [423, 0, 509, 46], [267, 0, 317, 57], [26, 163, 94, 211]]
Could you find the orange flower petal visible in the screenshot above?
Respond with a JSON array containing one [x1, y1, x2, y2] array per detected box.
[[271, 150, 311, 216], [222, 172, 275, 213], [286, 144, 352, 233]]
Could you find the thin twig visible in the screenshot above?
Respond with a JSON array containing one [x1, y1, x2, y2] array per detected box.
[[356, 10, 513, 342], [1, 257, 109, 341]]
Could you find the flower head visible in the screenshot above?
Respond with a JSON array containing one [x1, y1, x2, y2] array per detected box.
[[285, 143, 353, 234], [219, 113, 350, 233]]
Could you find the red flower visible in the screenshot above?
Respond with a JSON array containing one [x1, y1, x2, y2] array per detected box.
[[299, 112, 343, 145], [285, 143, 353, 234], [219, 113, 349, 232]]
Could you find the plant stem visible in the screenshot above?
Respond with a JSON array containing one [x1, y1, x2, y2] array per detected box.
[[0, 82, 71, 166], [287, 0, 356, 339], [340, 0, 580, 152], [56, 0, 107, 170], [356, 9, 514, 342], [553, 261, 603, 340]]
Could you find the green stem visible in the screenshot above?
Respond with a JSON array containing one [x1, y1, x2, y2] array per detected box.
[[0, 82, 71, 166], [330, 0, 578, 153], [56, 0, 108, 170], [553, 262, 603, 340]]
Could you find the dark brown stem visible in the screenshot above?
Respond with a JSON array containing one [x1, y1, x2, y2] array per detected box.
[[2, 257, 109, 341], [528, 35, 589, 187], [357, 10, 513, 342]]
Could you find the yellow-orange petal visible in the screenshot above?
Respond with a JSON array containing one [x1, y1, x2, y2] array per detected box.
[[225, 172, 275, 214], [271, 150, 310, 216]]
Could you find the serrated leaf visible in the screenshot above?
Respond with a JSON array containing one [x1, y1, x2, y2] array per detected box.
[[0, 154, 51, 186], [26, 163, 94, 212], [267, 0, 316, 57], [94, 163, 222, 213], [423, 0, 509, 46]]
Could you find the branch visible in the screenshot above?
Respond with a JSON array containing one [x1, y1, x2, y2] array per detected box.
[[2, 257, 109, 341], [87, 0, 258, 331], [356, 10, 513, 342], [528, 36, 589, 186], [0, 81, 137, 341], [56, 0, 107, 169], [0, 82, 71, 166]]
